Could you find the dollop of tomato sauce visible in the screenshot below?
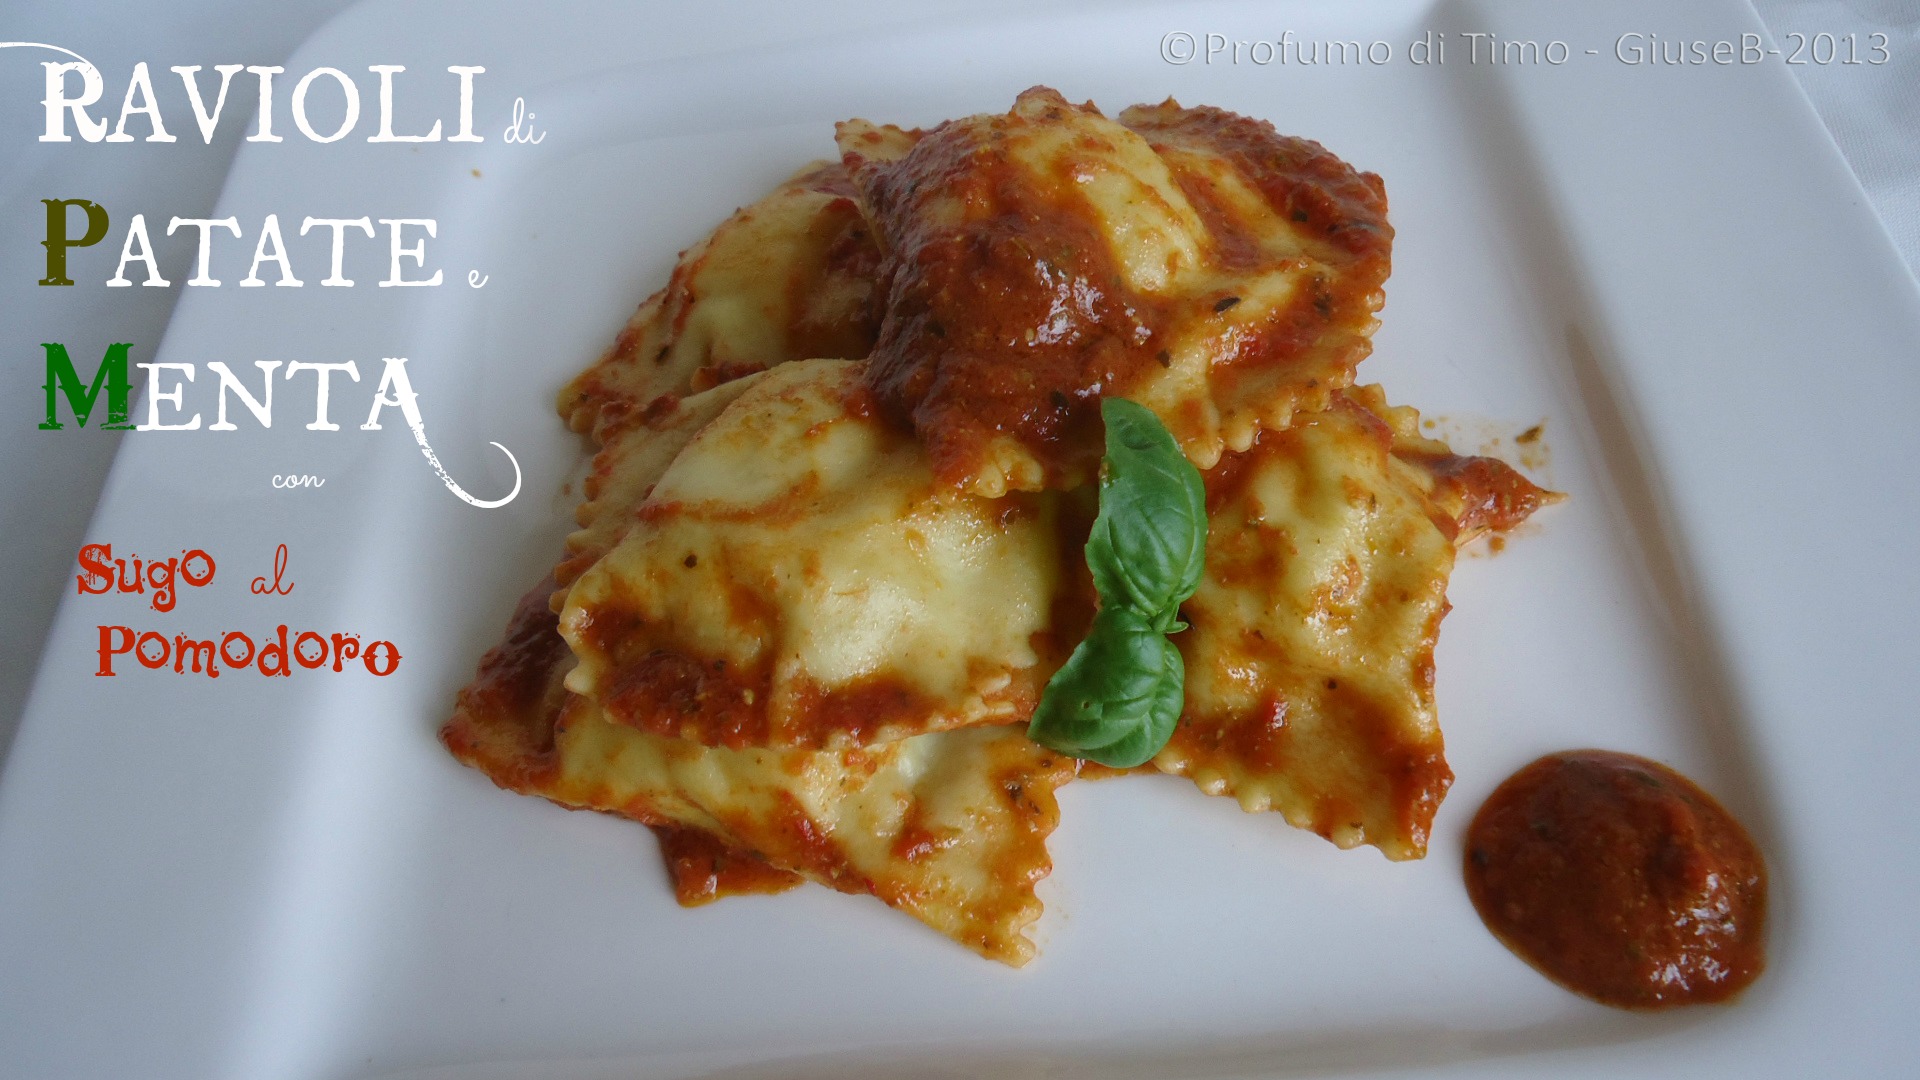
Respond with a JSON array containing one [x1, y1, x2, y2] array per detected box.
[[1464, 750, 1766, 1009]]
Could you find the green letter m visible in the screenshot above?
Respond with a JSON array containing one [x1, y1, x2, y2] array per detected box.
[[41, 342, 134, 430]]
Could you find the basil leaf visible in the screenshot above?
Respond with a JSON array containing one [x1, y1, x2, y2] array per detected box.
[[1028, 399, 1205, 767], [1075, 635, 1185, 768], [1084, 398, 1207, 629], [1026, 606, 1185, 768]]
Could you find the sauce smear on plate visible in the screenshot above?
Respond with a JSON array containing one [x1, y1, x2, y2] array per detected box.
[[1464, 750, 1766, 1009]]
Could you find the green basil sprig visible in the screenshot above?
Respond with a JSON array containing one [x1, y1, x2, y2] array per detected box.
[[1028, 398, 1206, 768]]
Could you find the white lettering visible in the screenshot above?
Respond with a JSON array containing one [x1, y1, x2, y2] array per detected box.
[[240, 214, 302, 287], [378, 218, 441, 286], [367, 65, 441, 142], [299, 216, 374, 286], [41, 60, 106, 142], [291, 67, 358, 143], [136, 362, 200, 430], [106, 62, 174, 142], [245, 65, 284, 141], [284, 360, 360, 430], [172, 64, 244, 143], [362, 357, 520, 507], [207, 360, 281, 430], [447, 66, 484, 142], [107, 214, 169, 287], [166, 216, 242, 286]]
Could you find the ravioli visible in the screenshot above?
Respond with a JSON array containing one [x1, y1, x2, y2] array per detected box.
[[1346, 383, 1560, 543], [556, 376, 760, 592], [560, 360, 1075, 750], [443, 579, 1074, 965], [1163, 390, 1552, 860], [837, 87, 1391, 497], [448, 89, 1563, 966], [438, 576, 799, 907], [555, 705, 1071, 965], [558, 161, 880, 446]]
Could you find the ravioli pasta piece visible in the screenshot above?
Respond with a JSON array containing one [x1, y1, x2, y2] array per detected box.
[[443, 580, 1073, 966], [558, 161, 880, 445], [1163, 391, 1551, 860], [1344, 383, 1562, 544], [835, 87, 1391, 497], [441, 578, 803, 899], [556, 703, 1072, 966], [556, 376, 760, 592], [561, 359, 1073, 750], [449, 90, 1562, 963], [1118, 99, 1394, 458], [441, 576, 580, 796]]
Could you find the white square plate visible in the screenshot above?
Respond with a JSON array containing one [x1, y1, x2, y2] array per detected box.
[[4, 0, 1919, 1077]]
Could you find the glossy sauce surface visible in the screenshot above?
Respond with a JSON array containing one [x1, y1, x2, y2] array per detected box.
[[653, 824, 802, 905], [1465, 750, 1767, 1009], [840, 88, 1393, 496]]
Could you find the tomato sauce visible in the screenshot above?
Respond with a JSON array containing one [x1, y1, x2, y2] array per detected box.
[[850, 90, 1392, 494], [439, 577, 571, 793], [1464, 750, 1767, 1009], [652, 825, 802, 906], [1403, 449, 1556, 540]]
